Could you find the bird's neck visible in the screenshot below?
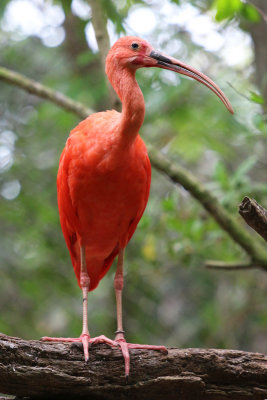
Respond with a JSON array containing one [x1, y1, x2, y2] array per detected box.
[[108, 66, 145, 142]]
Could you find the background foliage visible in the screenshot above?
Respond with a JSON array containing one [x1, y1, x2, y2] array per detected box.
[[0, 0, 266, 353]]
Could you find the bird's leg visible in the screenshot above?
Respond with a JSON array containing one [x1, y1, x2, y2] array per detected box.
[[113, 249, 131, 376], [42, 245, 116, 359], [79, 245, 90, 361], [41, 245, 91, 361], [113, 248, 168, 378]]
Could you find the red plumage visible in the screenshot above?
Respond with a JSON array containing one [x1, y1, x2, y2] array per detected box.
[[57, 111, 151, 291]]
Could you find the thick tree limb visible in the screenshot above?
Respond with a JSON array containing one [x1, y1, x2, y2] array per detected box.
[[1, 65, 267, 270], [0, 334, 266, 400], [239, 197, 267, 241]]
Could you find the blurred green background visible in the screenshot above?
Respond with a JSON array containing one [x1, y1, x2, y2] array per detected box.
[[0, 0, 266, 353]]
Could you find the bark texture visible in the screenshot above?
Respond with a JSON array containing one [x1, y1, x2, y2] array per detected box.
[[0, 334, 267, 400]]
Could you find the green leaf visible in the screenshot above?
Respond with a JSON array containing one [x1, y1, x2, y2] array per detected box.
[[241, 3, 261, 23], [249, 91, 265, 105], [214, 0, 242, 22]]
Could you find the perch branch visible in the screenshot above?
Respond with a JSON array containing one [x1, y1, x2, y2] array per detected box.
[[1, 66, 267, 269], [0, 334, 266, 400], [239, 197, 267, 241]]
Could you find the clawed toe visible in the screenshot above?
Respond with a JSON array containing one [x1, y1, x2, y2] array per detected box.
[[90, 335, 118, 347]]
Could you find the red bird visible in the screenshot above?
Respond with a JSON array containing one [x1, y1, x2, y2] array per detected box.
[[42, 36, 233, 377]]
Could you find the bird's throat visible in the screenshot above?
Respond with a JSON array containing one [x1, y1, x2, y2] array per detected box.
[[109, 66, 145, 142]]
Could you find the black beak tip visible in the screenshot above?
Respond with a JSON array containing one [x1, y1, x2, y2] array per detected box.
[[150, 50, 172, 65]]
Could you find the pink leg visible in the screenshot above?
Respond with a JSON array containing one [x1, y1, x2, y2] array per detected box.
[[42, 246, 118, 358], [113, 249, 168, 378], [79, 245, 90, 361], [113, 249, 130, 376], [42, 246, 91, 361]]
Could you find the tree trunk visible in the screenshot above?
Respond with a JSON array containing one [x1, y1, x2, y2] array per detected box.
[[0, 334, 266, 399]]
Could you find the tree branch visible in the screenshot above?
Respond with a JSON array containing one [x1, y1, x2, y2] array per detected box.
[[88, 0, 110, 75], [0, 334, 266, 400], [1, 65, 267, 269], [0, 66, 92, 119], [239, 197, 267, 241], [147, 145, 267, 269]]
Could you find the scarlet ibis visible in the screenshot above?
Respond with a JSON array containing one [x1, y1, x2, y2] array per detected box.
[[42, 36, 233, 377]]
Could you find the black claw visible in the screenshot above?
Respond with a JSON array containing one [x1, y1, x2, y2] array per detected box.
[[125, 374, 129, 384]]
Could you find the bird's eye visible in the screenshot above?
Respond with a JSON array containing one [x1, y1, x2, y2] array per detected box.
[[131, 42, 139, 50]]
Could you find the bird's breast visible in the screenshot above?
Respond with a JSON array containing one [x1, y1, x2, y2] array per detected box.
[[59, 128, 150, 257]]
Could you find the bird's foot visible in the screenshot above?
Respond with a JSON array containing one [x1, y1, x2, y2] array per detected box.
[[113, 331, 168, 378], [41, 334, 90, 361], [41, 333, 167, 378], [41, 334, 118, 362]]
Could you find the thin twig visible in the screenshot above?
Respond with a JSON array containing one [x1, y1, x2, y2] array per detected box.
[[205, 260, 258, 270], [227, 81, 251, 102]]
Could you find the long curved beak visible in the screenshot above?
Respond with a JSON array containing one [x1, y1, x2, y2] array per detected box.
[[149, 50, 234, 114]]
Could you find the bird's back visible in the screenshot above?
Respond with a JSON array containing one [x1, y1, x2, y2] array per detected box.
[[57, 111, 151, 291]]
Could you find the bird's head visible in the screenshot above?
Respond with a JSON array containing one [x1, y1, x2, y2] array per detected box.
[[106, 36, 233, 114], [106, 36, 154, 68]]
